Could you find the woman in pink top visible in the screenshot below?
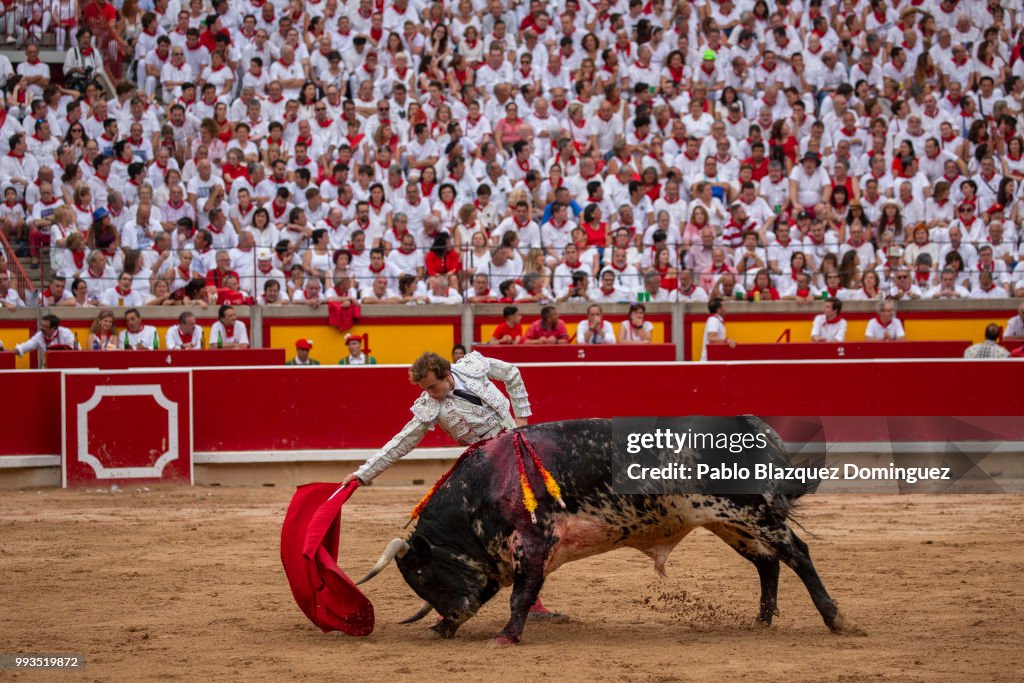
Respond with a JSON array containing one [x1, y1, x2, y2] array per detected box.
[[493, 102, 532, 151]]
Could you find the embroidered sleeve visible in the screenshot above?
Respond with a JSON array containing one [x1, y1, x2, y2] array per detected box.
[[354, 394, 437, 482], [482, 354, 532, 418]]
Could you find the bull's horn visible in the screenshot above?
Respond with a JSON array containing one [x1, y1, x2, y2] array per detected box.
[[399, 602, 433, 624], [356, 537, 410, 585]]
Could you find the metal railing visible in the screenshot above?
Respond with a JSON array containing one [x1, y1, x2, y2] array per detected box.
[[30, 240, 1021, 309], [0, 5, 122, 83], [0, 229, 36, 303], [0, 1, 59, 48]]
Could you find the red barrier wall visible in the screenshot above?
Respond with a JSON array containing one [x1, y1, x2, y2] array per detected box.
[[189, 361, 1024, 452], [2, 361, 1022, 459], [0, 371, 62, 455], [0, 352, 14, 369]]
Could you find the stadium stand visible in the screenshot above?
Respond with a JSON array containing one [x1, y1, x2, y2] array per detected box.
[[0, 0, 1022, 355]]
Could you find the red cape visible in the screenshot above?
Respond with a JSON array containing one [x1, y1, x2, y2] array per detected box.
[[280, 481, 375, 635]]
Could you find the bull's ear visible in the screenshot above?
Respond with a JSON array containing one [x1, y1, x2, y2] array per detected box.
[[411, 536, 433, 563]]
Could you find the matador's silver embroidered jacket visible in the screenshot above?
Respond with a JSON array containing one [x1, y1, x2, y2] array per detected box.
[[354, 351, 532, 482]]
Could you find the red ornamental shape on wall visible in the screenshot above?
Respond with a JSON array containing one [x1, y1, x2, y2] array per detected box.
[[63, 372, 193, 487]]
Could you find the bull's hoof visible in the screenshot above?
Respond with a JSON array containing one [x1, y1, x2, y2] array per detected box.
[[428, 620, 459, 639], [828, 611, 866, 636], [488, 635, 521, 648], [755, 616, 774, 627]]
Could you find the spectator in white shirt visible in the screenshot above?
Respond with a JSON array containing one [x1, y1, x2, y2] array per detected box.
[[576, 304, 616, 344], [810, 298, 847, 342], [208, 304, 250, 348], [98, 272, 146, 307], [0, 271, 25, 309], [864, 301, 906, 341], [1004, 304, 1024, 340], [700, 297, 734, 362]]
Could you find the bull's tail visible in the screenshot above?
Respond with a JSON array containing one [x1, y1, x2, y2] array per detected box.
[[740, 415, 814, 527]]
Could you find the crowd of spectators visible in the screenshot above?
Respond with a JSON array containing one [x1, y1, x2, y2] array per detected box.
[[7, 302, 247, 354], [0, 0, 1023, 312]]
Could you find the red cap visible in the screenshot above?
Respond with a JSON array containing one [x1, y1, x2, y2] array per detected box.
[[344, 334, 361, 344], [295, 339, 313, 350], [986, 203, 1004, 215]]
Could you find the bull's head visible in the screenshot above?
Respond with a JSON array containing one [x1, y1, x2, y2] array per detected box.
[[398, 534, 500, 628], [360, 533, 500, 635]]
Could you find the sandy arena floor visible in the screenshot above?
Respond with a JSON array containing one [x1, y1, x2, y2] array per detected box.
[[0, 486, 1022, 682]]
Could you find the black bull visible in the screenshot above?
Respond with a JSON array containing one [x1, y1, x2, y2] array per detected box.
[[359, 417, 851, 645]]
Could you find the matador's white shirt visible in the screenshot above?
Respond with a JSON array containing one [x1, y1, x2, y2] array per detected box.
[[355, 352, 532, 482]]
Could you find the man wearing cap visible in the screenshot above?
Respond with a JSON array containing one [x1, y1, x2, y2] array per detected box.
[[789, 152, 830, 216], [166, 311, 204, 350], [287, 339, 320, 365], [338, 334, 376, 365], [693, 49, 723, 89], [252, 248, 286, 297]]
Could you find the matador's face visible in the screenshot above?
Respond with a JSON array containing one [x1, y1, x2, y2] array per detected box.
[[416, 371, 454, 401]]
